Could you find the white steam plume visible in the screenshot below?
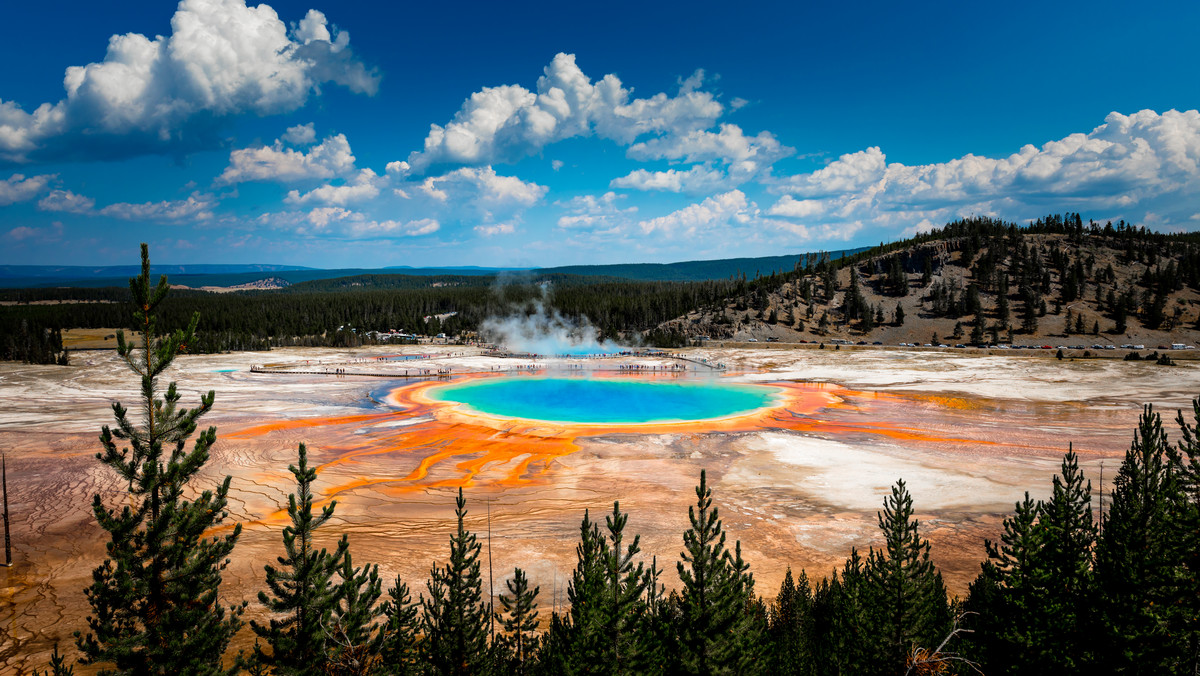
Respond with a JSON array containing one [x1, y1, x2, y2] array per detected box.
[[480, 283, 624, 356]]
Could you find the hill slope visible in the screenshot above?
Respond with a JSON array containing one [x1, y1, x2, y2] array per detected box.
[[660, 214, 1200, 349]]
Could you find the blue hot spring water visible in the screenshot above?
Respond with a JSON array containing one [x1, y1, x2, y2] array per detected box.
[[428, 377, 779, 424]]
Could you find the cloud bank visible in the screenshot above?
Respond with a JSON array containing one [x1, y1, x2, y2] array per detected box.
[[0, 0, 378, 164], [404, 53, 724, 174], [768, 109, 1200, 233]]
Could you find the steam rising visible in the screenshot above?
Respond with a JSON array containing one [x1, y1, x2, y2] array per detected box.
[[480, 283, 624, 356]]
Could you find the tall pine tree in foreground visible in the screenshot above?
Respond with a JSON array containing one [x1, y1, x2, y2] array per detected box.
[[380, 576, 422, 675], [326, 551, 384, 675], [863, 479, 949, 675], [1171, 398, 1200, 673], [561, 508, 607, 673], [423, 488, 489, 675], [1096, 405, 1189, 674], [768, 567, 813, 676], [251, 443, 349, 676], [1030, 447, 1097, 671], [601, 501, 649, 674], [964, 448, 1097, 675], [75, 244, 244, 675], [677, 470, 765, 675], [496, 567, 540, 674]]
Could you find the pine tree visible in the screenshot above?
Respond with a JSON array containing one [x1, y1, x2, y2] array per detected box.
[[532, 613, 573, 676], [75, 244, 244, 675], [727, 540, 768, 675], [423, 488, 490, 675], [602, 501, 649, 673], [769, 568, 811, 675], [379, 576, 422, 675], [1171, 398, 1200, 673], [1096, 405, 1189, 673], [1034, 448, 1097, 671], [564, 509, 607, 672], [966, 450, 1098, 675], [970, 315, 985, 345], [809, 550, 871, 673], [326, 551, 384, 675], [863, 479, 949, 675], [497, 567, 539, 674], [677, 470, 763, 675], [33, 645, 74, 676], [251, 443, 350, 676]]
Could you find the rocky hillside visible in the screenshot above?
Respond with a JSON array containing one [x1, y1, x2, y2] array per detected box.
[[660, 214, 1200, 347]]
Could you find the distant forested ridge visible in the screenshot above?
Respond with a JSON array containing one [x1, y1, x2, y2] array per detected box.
[[0, 247, 865, 289]]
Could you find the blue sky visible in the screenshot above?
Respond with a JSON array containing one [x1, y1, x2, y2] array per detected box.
[[1, 0, 1198, 268]]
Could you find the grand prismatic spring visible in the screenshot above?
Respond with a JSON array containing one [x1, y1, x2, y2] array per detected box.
[[2, 344, 1200, 670]]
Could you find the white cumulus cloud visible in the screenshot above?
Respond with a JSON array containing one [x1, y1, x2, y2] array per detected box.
[[259, 207, 439, 238], [610, 165, 727, 193], [628, 123, 793, 170], [99, 194, 215, 222], [638, 189, 754, 236], [218, 132, 356, 184], [765, 195, 826, 219], [0, 173, 53, 205], [0, 0, 378, 163], [405, 53, 723, 173], [555, 191, 637, 230], [474, 223, 515, 236], [285, 168, 381, 206], [281, 122, 317, 146], [769, 109, 1200, 236], [417, 166, 547, 206], [38, 189, 95, 213]]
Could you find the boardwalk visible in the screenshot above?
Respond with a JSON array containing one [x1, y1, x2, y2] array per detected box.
[[247, 348, 725, 380]]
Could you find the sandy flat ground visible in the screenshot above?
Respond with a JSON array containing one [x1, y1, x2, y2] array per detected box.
[[1, 345, 1198, 673]]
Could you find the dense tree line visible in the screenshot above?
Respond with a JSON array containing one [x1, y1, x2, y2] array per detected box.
[[0, 317, 68, 364], [1, 273, 735, 359]]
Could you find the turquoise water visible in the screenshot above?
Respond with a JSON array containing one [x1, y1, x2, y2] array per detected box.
[[428, 377, 778, 424], [211, 369, 238, 373]]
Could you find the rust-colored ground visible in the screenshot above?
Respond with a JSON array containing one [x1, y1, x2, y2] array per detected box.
[[2, 345, 1195, 674]]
